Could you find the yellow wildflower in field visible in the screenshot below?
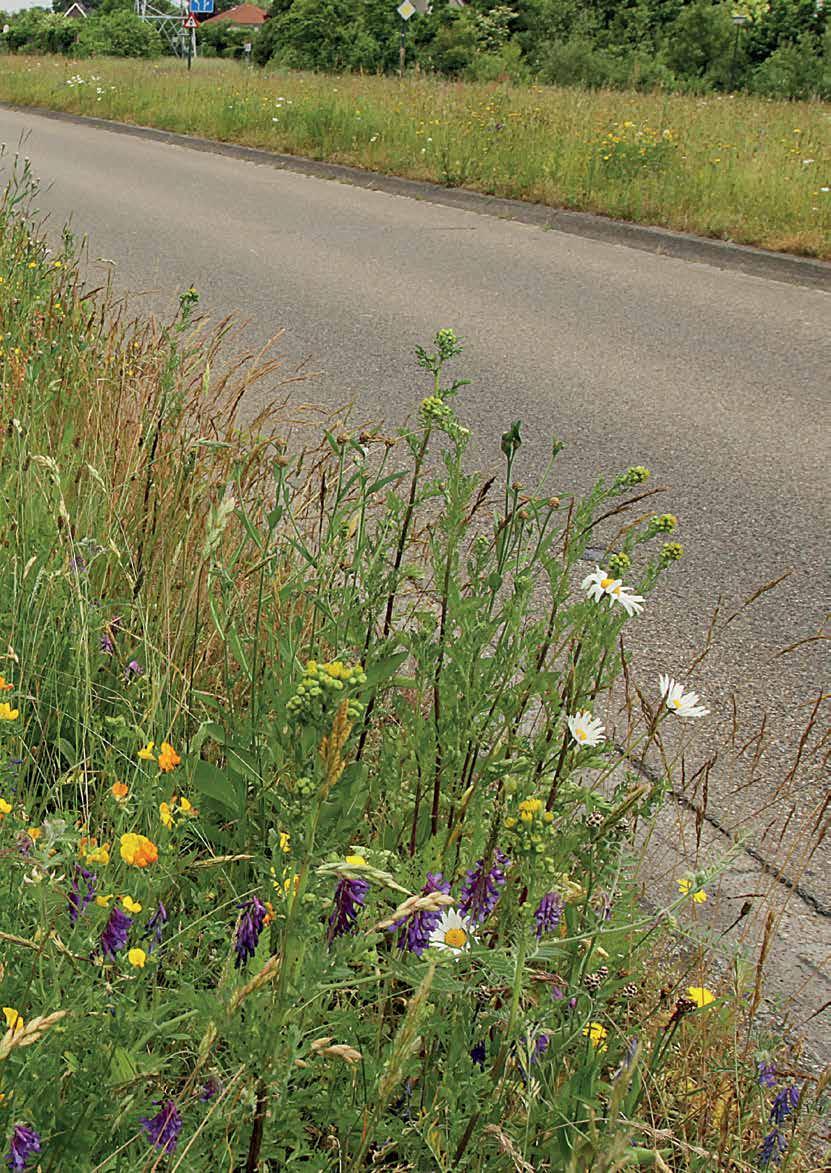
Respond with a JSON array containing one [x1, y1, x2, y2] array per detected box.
[[111, 781, 128, 801], [158, 741, 181, 773], [2, 1008, 24, 1035], [137, 741, 156, 762], [80, 837, 110, 866], [583, 1022, 608, 1050], [345, 854, 367, 866], [0, 703, 19, 721], [128, 948, 147, 968], [119, 832, 158, 869], [121, 896, 142, 914], [159, 801, 174, 830], [0, 798, 12, 818], [26, 827, 41, 840], [95, 894, 113, 908], [687, 986, 715, 1008], [678, 877, 708, 903]]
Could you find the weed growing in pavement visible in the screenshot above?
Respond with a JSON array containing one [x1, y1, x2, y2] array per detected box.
[[0, 157, 828, 1169], [0, 57, 828, 257]]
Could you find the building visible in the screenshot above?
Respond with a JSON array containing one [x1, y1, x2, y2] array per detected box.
[[63, 2, 88, 17], [200, 3, 266, 27]]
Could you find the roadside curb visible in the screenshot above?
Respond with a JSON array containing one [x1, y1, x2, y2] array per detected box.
[[3, 102, 830, 292]]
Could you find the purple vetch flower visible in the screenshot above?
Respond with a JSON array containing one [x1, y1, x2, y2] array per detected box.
[[234, 896, 267, 968], [140, 1100, 182, 1154], [534, 891, 563, 939], [199, 1075, 223, 1102], [68, 864, 97, 925], [769, 1084, 800, 1125], [533, 1034, 549, 1062], [68, 553, 87, 575], [143, 900, 168, 953], [327, 876, 368, 943], [100, 905, 132, 959], [393, 872, 451, 956], [124, 659, 144, 682], [470, 1040, 486, 1068], [5, 1124, 41, 1171], [757, 1061, 777, 1088], [15, 832, 33, 857], [100, 633, 116, 655], [758, 1128, 788, 1168], [458, 849, 509, 925]]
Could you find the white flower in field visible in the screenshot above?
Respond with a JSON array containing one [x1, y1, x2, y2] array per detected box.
[[581, 566, 644, 616], [568, 710, 605, 748], [659, 675, 709, 719], [581, 565, 621, 603], [428, 909, 475, 954], [607, 582, 644, 617]]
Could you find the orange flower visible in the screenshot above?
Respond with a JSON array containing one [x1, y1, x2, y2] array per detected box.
[[157, 741, 181, 773], [119, 832, 158, 869], [0, 675, 13, 692], [111, 781, 129, 801]]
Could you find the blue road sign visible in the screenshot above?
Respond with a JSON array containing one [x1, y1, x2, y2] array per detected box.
[[190, 0, 214, 13]]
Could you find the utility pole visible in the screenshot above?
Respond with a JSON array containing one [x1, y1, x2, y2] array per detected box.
[[396, 1, 415, 78]]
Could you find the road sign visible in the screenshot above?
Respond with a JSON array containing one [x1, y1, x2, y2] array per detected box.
[[397, 1, 415, 19], [190, 0, 214, 13], [183, 12, 198, 28]]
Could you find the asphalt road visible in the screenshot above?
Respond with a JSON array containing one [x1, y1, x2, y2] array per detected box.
[[1, 107, 828, 1045]]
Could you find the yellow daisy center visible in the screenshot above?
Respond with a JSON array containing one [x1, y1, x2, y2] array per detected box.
[[600, 577, 614, 589], [671, 698, 683, 708], [576, 728, 587, 740], [444, 928, 467, 949]]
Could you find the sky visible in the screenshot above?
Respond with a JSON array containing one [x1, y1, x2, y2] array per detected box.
[[2, 0, 54, 11]]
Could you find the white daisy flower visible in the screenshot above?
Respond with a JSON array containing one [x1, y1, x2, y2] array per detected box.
[[659, 675, 709, 719], [608, 582, 644, 617], [581, 566, 621, 603], [581, 566, 644, 617], [428, 909, 475, 953], [567, 710, 605, 748]]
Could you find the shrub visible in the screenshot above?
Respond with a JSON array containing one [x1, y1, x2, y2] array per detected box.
[[75, 10, 163, 58], [750, 32, 827, 99], [661, 1, 740, 87]]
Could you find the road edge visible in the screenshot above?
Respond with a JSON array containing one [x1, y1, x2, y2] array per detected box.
[[3, 101, 830, 292]]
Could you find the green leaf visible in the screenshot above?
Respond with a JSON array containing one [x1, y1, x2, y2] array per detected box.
[[362, 651, 408, 689], [192, 759, 244, 817]]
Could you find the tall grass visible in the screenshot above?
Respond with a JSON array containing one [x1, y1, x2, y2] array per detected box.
[[0, 56, 829, 258], [0, 155, 828, 1169]]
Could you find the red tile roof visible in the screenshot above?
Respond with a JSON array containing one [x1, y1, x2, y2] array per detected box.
[[201, 4, 268, 25]]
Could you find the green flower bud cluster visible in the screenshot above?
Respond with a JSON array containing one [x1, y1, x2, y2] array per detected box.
[[659, 541, 684, 566], [293, 775, 317, 798], [435, 327, 462, 360], [648, 513, 677, 535], [614, 465, 650, 490], [286, 658, 367, 724], [607, 551, 631, 576]]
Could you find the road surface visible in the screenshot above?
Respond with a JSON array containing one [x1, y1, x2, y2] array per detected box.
[[0, 106, 828, 1052]]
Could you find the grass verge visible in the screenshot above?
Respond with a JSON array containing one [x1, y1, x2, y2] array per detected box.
[[0, 56, 829, 259], [0, 152, 828, 1168]]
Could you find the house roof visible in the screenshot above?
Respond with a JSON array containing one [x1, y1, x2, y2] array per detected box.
[[200, 3, 267, 25], [63, 1, 88, 15]]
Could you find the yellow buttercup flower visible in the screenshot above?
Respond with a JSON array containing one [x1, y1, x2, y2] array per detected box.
[[127, 948, 147, 969], [121, 896, 142, 914], [0, 703, 19, 721], [678, 878, 707, 904], [2, 1007, 24, 1035], [137, 741, 156, 762], [687, 986, 715, 1008], [157, 741, 181, 773], [0, 798, 12, 817]]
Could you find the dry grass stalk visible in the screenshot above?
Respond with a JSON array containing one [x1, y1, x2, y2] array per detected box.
[[372, 891, 455, 932], [0, 1010, 68, 1060], [229, 954, 281, 1012]]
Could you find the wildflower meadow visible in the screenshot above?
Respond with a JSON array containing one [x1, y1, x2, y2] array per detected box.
[[0, 56, 828, 258], [0, 155, 828, 1169]]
